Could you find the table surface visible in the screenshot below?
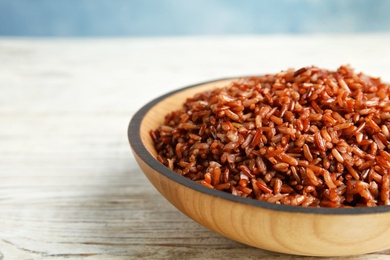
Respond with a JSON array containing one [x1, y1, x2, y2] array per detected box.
[[1, 35, 390, 259]]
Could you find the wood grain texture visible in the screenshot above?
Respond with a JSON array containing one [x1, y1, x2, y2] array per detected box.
[[1, 35, 390, 259]]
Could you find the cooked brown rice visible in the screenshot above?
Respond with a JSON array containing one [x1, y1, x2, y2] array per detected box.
[[151, 65, 390, 207]]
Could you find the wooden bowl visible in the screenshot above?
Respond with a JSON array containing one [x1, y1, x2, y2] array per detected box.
[[128, 78, 390, 256]]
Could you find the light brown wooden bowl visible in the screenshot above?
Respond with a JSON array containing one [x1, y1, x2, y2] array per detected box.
[[128, 78, 390, 257]]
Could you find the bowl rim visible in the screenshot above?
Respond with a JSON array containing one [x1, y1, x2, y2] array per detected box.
[[128, 77, 390, 215]]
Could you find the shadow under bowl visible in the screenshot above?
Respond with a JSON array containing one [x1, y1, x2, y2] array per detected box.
[[128, 77, 390, 256]]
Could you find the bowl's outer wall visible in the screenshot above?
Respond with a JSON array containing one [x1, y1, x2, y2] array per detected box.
[[129, 78, 390, 256]]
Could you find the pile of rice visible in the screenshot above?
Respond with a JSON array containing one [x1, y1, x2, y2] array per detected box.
[[151, 65, 390, 207]]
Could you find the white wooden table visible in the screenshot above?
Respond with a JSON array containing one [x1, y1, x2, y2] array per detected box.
[[1, 35, 390, 259]]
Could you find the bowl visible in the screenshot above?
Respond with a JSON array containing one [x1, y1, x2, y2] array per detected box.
[[128, 77, 390, 256]]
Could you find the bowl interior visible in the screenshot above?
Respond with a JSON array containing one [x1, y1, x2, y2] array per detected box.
[[134, 78, 390, 214]]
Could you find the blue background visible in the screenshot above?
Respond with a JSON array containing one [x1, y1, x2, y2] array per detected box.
[[1, 0, 389, 36]]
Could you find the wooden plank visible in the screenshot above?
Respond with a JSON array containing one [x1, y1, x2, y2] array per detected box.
[[1, 36, 390, 259]]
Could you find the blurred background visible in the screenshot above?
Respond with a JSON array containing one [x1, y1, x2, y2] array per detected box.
[[1, 0, 390, 37]]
